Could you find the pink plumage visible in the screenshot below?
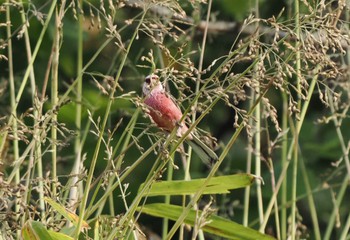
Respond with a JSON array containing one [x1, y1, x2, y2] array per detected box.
[[143, 75, 190, 138], [142, 74, 218, 164]]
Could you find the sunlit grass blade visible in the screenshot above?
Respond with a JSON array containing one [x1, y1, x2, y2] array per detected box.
[[44, 198, 90, 231], [139, 173, 255, 196], [47, 230, 74, 240]]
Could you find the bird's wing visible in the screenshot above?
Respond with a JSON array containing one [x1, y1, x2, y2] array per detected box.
[[186, 136, 218, 166]]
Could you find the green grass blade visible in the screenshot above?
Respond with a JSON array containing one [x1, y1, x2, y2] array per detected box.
[[138, 203, 275, 240], [47, 230, 74, 240], [139, 174, 255, 196], [44, 198, 89, 231]]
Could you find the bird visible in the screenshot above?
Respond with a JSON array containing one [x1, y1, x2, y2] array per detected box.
[[142, 74, 218, 165]]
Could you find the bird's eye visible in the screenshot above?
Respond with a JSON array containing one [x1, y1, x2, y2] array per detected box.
[[145, 77, 151, 84]]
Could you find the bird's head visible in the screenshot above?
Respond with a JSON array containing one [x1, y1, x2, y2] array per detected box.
[[143, 74, 163, 95]]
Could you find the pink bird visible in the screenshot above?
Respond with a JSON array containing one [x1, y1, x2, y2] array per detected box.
[[142, 74, 218, 164]]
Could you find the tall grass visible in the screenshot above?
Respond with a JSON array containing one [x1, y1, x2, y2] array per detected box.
[[0, 0, 349, 239]]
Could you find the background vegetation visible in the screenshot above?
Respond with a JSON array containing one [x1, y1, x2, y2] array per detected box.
[[0, 0, 349, 239]]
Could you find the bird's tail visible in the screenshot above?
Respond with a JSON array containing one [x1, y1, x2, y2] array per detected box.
[[186, 135, 218, 166]]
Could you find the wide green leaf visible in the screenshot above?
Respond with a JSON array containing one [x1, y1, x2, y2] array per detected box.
[[21, 220, 74, 240], [21, 221, 53, 240], [139, 173, 255, 196], [139, 203, 275, 240]]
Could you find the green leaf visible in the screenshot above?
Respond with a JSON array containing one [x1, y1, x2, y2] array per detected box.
[[21, 221, 53, 240], [21, 220, 74, 240], [138, 204, 275, 240], [44, 197, 90, 230], [93, 218, 100, 240], [139, 173, 255, 196], [47, 230, 74, 240]]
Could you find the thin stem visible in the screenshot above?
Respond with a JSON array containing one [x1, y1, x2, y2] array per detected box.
[[86, 136, 160, 219], [94, 110, 140, 217], [280, 92, 288, 240], [166, 77, 274, 239], [323, 89, 350, 239], [6, 35, 112, 186], [0, 0, 58, 159], [18, 0, 46, 221], [162, 153, 174, 239], [51, 6, 60, 200], [191, 0, 212, 130], [291, 128, 298, 240], [109, 147, 166, 239], [255, 83, 264, 227], [264, 119, 281, 240], [260, 65, 320, 232], [18, 0, 46, 222], [323, 175, 349, 240], [6, 2, 20, 237], [188, 1, 212, 239], [291, 0, 301, 239], [69, 0, 83, 213], [243, 130, 252, 226], [51, 1, 66, 198], [328, 91, 350, 177], [299, 156, 321, 240], [339, 208, 350, 240], [271, 161, 281, 240], [243, 0, 260, 222], [252, 0, 264, 228], [74, 8, 149, 237]]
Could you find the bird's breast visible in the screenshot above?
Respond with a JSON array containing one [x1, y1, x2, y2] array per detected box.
[[144, 92, 183, 132]]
